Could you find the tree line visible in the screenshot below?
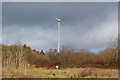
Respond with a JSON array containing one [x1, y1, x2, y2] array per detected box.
[[1, 41, 118, 69]]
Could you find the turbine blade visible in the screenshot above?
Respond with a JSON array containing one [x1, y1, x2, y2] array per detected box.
[[55, 16, 58, 20]]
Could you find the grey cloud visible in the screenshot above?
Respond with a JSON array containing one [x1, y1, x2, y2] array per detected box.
[[2, 0, 119, 2], [3, 2, 117, 27], [3, 25, 58, 51]]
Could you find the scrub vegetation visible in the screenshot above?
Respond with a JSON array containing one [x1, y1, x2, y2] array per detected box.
[[1, 39, 119, 78]]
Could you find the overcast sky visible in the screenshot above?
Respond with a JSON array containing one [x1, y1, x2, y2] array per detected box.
[[2, 2, 118, 52]]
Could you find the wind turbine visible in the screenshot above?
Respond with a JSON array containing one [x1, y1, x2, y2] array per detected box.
[[56, 17, 64, 53]]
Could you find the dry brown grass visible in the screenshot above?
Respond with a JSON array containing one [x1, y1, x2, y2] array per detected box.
[[66, 68, 118, 78], [2, 67, 118, 78]]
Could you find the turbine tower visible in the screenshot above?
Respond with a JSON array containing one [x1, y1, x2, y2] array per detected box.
[[56, 17, 63, 53]]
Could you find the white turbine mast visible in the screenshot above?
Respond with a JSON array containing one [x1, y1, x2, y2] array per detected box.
[[56, 17, 64, 53]]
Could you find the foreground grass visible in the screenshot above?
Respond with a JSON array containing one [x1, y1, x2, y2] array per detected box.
[[2, 67, 118, 78]]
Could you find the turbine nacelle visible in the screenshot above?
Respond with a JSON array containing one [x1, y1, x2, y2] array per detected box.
[[56, 17, 64, 22]]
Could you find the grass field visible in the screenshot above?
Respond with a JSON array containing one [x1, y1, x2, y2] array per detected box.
[[2, 67, 118, 78]]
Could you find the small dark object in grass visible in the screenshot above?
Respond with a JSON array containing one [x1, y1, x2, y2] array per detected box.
[[53, 73, 55, 76]]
